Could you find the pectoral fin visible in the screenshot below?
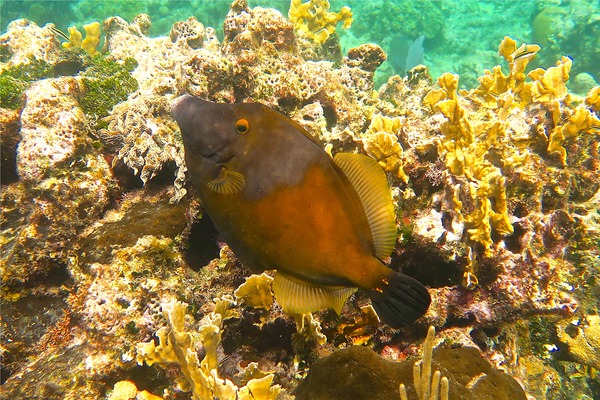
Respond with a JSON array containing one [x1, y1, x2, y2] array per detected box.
[[273, 272, 357, 315], [208, 166, 245, 194]]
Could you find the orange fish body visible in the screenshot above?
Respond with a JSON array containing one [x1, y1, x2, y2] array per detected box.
[[173, 95, 430, 327]]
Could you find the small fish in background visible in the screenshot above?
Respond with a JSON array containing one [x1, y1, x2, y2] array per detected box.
[[388, 34, 425, 76], [405, 34, 425, 73], [172, 96, 431, 328]]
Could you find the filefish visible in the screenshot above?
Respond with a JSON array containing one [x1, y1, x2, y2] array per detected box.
[[172, 95, 430, 328]]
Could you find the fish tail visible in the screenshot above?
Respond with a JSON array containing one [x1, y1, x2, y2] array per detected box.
[[368, 271, 430, 328]]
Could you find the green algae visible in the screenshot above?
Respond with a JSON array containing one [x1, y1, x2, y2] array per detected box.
[[79, 56, 138, 128], [0, 53, 137, 114], [0, 58, 52, 109]]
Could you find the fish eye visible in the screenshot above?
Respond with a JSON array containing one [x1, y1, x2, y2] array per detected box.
[[236, 119, 250, 134]]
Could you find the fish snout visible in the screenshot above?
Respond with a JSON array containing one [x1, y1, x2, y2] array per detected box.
[[171, 94, 194, 124]]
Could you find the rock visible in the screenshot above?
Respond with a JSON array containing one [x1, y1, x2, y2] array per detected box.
[[296, 345, 527, 400]]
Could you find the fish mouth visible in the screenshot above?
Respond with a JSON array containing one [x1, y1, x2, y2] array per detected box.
[[202, 147, 234, 164]]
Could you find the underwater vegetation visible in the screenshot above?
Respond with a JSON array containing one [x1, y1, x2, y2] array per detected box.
[[1, 0, 599, 399]]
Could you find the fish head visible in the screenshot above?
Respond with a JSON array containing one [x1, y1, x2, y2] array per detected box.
[[173, 95, 255, 165]]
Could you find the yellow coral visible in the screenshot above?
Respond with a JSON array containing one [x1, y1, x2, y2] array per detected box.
[[424, 37, 598, 288], [547, 102, 600, 165], [472, 38, 596, 166], [585, 86, 600, 111], [359, 114, 408, 182], [62, 26, 82, 50], [238, 374, 280, 400], [107, 380, 163, 400], [82, 22, 101, 56], [107, 380, 138, 400], [555, 315, 600, 370], [423, 73, 459, 108], [62, 22, 101, 56], [529, 56, 572, 103], [234, 272, 274, 310], [293, 312, 327, 345], [474, 37, 540, 106], [136, 299, 280, 400], [425, 71, 514, 280], [289, 0, 353, 44], [234, 273, 274, 325]]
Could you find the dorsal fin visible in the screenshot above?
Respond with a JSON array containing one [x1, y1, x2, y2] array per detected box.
[[261, 105, 324, 148], [333, 152, 397, 259], [272, 272, 357, 315]]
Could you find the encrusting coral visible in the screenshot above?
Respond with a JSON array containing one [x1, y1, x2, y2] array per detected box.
[[555, 314, 600, 370], [107, 380, 162, 400], [296, 326, 527, 400]]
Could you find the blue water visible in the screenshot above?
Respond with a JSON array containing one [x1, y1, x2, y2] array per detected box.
[[2, 0, 599, 88]]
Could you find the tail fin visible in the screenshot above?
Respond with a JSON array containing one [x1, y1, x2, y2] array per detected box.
[[369, 271, 430, 328]]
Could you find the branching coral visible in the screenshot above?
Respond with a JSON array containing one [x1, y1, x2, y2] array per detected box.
[[288, 0, 353, 44], [399, 326, 449, 400], [472, 37, 599, 166], [546, 100, 600, 166], [136, 299, 281, 400]]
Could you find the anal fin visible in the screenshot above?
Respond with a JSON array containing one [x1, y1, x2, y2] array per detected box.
[[273, 272, 357, 315]]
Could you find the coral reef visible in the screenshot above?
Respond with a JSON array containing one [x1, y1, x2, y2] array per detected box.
[[17, 77, 86, 181], [288, 0, 352, 44], [296, 326, 526, 400], [0, 18, 61, 66], [1, 2, 599, 400], [555, 314, 600, 370], [2, 74, 116, 289]]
